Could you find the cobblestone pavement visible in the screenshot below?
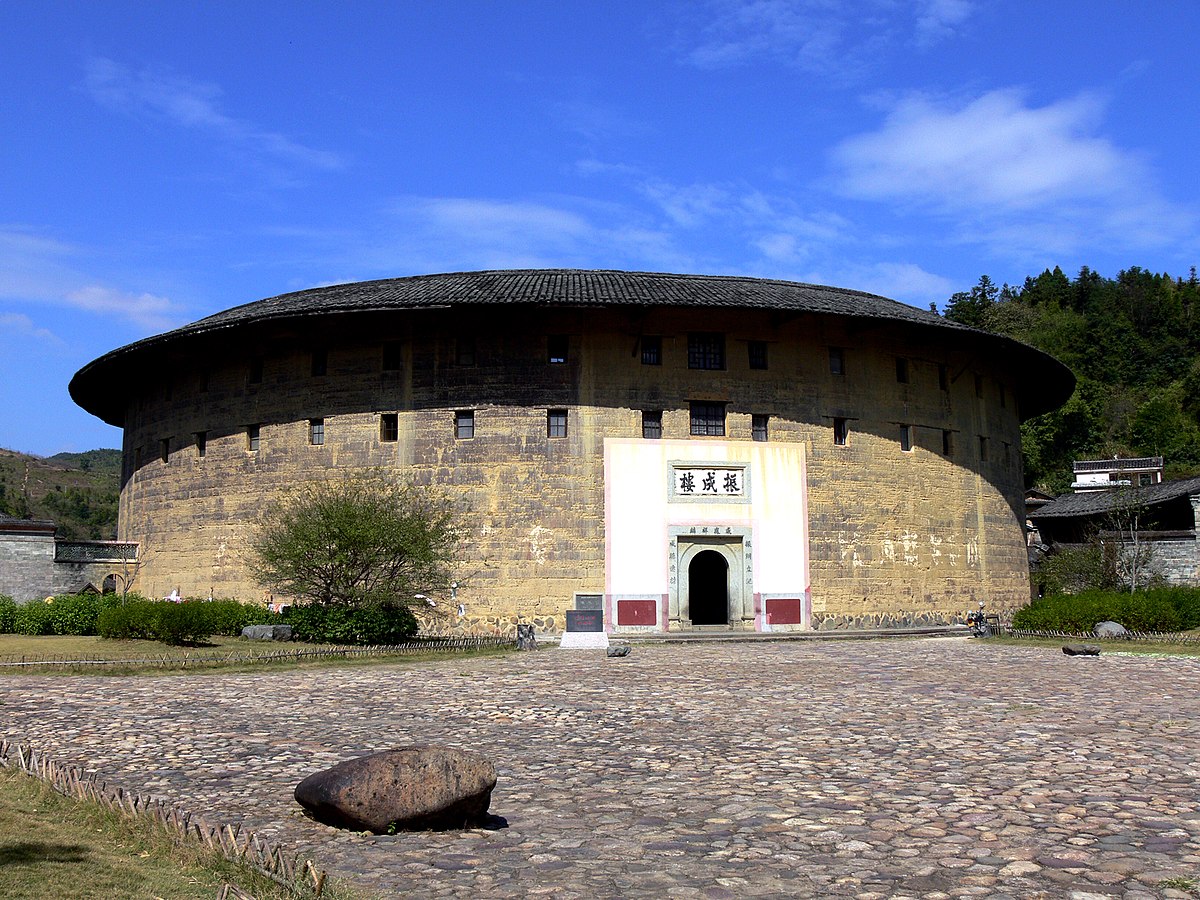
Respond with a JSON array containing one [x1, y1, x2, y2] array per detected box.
[[3, 638, 1200, 899]]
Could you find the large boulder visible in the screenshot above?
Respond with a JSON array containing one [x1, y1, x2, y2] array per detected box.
[[241, 624, 293, 641], [294, 746, 497, 833], [1093, 620, 1128, 638]]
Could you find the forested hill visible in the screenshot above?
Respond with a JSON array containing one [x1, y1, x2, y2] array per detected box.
[[0, 448, 120, 539], [942, 266, 1200, 493]]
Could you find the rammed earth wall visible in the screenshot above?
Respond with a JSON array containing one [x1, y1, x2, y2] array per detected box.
[[110, 304, 1031, 628]]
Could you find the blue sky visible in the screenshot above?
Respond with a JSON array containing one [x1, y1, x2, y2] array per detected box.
[[2, 1, 1198, 456]]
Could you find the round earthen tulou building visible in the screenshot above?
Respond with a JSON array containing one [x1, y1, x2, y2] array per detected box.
[[70, 269, 1074, 633]]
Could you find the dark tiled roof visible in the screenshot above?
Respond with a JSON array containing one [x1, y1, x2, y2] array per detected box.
[[70, 269, 1075, 424], [184, 269, 965, 329], [1029, 475, 1200, 520]]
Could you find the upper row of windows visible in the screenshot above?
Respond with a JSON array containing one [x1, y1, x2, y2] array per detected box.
[[203, 335, 1006, 404]]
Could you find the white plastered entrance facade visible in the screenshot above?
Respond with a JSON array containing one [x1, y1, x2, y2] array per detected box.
[[603, 438, 811, 633]]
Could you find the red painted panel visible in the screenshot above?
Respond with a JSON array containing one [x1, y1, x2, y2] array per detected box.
[[617, 599, 658, 626], [766, 598, 802, 625]]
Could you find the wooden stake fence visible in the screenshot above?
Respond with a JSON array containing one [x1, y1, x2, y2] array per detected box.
[[1002, 627, 1200, 644], [0, 739, 327, 898], [0, 634, 515, 670]]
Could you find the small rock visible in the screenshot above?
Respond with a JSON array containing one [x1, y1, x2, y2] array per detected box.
[[241, 624, 293, 641], [607, 645, 631, 658], [295, 746, 497, 833], [1093, 621, 1127, 638], [1062, 644, 1101, 656]]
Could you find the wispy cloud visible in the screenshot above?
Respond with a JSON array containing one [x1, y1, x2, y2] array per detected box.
[[84, 58, 343, 174], [677, 0, 976, 74], [63, 286, 178, 332], [0, 312, 63, 346], [0, 226, 188, 333], [831, 88, 1195, 257]]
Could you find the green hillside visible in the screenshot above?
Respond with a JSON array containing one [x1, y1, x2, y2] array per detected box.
[[942, 266, 1200, 493], [0, 447, 121, 539]]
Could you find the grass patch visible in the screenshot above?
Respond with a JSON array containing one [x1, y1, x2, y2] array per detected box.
[[0, 766, 369, 900], [980, 633, 1200, 657], [0, 634, 513, 676]]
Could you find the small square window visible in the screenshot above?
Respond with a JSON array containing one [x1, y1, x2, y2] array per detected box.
[[689, 401, 726, 436], [1139, 473, 1153, 486], [548, 335, 568, 364], [309, 418, 325, 446], [455, 410, 475, 439], [833, 418, 848, 446], [548, 409, 568, 438], [249, 357, 263, 385], [938, 364, 948, 391], [380, 413, 398, 443], [195, 431, 207, 459], [829, 347, 844, 376], [751, 413, 769, 442], [642, 410, 662, 439], [748, 341, 768, 370], [942, 430, 953, 456], [688, 333, 725, 370], [899, 424, 912, 452], [311, 349, 327, 377], [975, 374, 984, 398], [382, 342, 402, 371], [160, 437, 170, 464], [896, 357, 909, 384], [247, 425, 260, 452], [641, 336, 662, 366], [456, 338, 476, 367], [979, 435, 988, 462]]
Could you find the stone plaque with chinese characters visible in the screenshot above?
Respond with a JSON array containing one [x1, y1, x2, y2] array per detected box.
[[670, 464, 748, 501]]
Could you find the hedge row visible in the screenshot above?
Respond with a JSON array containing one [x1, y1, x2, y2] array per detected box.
[[284, 600, 417, 644], [0, 594, 277, 642], [1013, 587, 1200, 633], [96, 599, 280, 645], [0, 593, 418, 646]]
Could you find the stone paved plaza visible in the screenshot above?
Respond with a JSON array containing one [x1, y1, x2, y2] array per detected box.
[[3, 638, 1199, 898]]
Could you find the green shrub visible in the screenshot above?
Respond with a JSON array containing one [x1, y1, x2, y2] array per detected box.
[[153, 602, 211, 645], [14, 599, 58, 635], [97, 600, 161, 640], [1012, 587, 1200, 633], [284, 600, 417, 645], [0, 595, 17, 633]]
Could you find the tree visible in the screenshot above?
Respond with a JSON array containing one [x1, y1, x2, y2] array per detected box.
[[251, 472, 465, 608]]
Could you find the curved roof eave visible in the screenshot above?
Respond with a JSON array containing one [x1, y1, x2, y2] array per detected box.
[[69, 268, 1076, 426]]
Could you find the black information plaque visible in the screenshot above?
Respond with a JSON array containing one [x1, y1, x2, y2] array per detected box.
[[565, 609, 604, 632], [574, 594, 603, 612]]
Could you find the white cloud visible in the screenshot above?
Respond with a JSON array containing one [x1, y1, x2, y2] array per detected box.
[[348, 196, 692, 275], [84, 57, 343, 173], [0, 226, 188, 333], [63, 286, 178, 332], [832, 89, 1195, 257], [677, 0, 975, 73], [914, 0, 975, 47], [0, 312, 63, 346]]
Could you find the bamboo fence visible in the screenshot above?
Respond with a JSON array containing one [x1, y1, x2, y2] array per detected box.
[[0, 634, 515, 670], [0, 739, 327, 898]]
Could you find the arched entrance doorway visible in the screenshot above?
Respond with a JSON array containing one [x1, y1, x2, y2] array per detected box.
[[688, 550, 729, 625]]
